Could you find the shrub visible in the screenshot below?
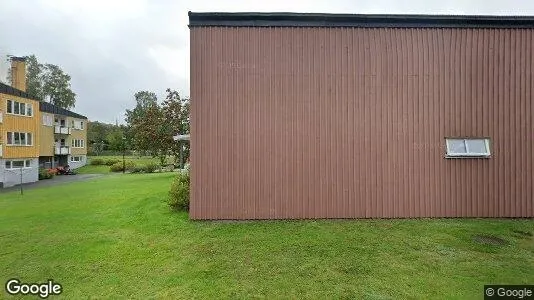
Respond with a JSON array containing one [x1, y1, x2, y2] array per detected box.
[[109, 161, 135, 172], [143, 163, 158, 173], [130, 166, 144, 173], [38, 169, 55, 180], [168, 171, 190, 211], [90, 158, 105, 165], [105, 159, 121, 166]]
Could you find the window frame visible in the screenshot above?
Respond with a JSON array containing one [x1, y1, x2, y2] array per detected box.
[[6, 100, 33, 117], [72, 139, 85, 148], [7, 100, 13, 113], [6, 132, 34, 146], [445, 137, 491, 158], [5, 159, 33, 169]]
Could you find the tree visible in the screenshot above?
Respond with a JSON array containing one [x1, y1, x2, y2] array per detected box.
[[13, 54, 77, 109], [25, 55, 44, 99], [125, 91, 158, 124], [87, 121, 128, 155], [162, 89, 190, 164], [41, 64, 76, 109], [125, 89, 191, 167]]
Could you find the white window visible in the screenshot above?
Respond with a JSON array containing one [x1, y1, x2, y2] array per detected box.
[[73, 120, 85, 130], [5, 160, 32, 169], [446, 138, 491, 157], [6, 100, 32, 117], [71, 156, 82, 162], [42, 115, 53, 126], [72, 139, 85, 148], [6, 132, 33, 146]]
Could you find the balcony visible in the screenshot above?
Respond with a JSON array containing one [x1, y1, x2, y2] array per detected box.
[[54, 126, 71, 135], [54, 146, 71, 155]]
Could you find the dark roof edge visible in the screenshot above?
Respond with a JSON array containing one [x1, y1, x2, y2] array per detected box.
[[0, 82, 40, 101], [188, 12, 534, 28], [39, 102, 88, 120]]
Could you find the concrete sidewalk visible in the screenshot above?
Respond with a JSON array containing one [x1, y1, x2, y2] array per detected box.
[[0, 174, 105, 193]]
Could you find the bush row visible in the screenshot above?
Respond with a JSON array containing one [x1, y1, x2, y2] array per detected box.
[[90, 158, 121, 166], [109, 161, 160, 173], [167, 170, 190, 211]]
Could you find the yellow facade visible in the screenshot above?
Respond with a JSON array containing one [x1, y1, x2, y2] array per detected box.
[[39, 115, 88, 157], [0, 92, 40, 159], [39, 112, 54, 156], [69, 117, 88, 156]]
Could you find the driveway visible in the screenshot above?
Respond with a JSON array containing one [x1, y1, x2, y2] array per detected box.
[[0, 174, 105, 193]]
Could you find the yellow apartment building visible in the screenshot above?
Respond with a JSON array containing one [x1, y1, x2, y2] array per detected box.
[[39, 102, 88, 169], [0, 57, 40, 188], [1, 56, 88, 188]]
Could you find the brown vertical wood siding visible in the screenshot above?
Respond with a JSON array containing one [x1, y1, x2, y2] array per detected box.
[[190, 26, 534, 219]]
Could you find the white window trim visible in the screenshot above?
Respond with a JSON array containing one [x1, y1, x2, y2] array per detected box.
[[6, 100, 33, 117], [445, 138, 491, 158], [72, 120, 85, 130], [5, 159, 33, 169], [71, 139, 85, 148], [42, 115, 54, 126], [6, 132, 34, 146], [70, 156, 82, 162]]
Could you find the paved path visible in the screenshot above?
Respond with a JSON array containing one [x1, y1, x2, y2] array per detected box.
[[0, 174, 106, 193]]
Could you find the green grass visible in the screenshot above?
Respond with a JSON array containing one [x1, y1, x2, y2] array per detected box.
[[0, 173, 533, 299], [76, 156, 172, 174]]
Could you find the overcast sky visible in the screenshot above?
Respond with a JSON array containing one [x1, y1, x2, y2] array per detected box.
[[1, 0, 533, 123]]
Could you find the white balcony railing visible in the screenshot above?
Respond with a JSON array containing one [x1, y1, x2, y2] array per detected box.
[[54, 126, 71, 135], [54, 146, 71, 155]]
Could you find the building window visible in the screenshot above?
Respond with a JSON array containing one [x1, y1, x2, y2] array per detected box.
[[71, 156, 82, 162], [42, 115, 53, 126], [6, 100, 32, 116], [445, 138, 491, 157], [72, 139, 85, 148], [73, 120, 85, 130], [5, 160, 32, 169], [6, 132, 33, 146]]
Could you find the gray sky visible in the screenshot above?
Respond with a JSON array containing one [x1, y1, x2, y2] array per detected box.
[[1, 0, 533, 123]]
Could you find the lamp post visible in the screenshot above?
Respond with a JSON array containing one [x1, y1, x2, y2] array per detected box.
[[122, 136, 126, 174]]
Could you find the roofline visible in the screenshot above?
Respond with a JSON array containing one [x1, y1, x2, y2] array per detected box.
[[0, 82, 40, 101], [188, 12, 534, 28], [39, 102, 88, 120]]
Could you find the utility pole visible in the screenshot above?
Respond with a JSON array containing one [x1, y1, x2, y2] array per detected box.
[[20, 167, 23, 195], [122, 137, 126, 173]]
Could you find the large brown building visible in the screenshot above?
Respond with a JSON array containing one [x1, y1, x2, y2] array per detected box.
[[189, 13, 534, 220]]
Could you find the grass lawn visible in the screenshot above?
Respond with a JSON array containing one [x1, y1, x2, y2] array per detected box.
[[0, 173, 533, 299], [76, 156, 174, 174]]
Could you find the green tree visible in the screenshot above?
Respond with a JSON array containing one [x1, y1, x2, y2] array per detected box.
[[162, 89, 190, 164], [10, 55, 77, 109], [41, 64, 76, 109], [25, 55, 44, 99]]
